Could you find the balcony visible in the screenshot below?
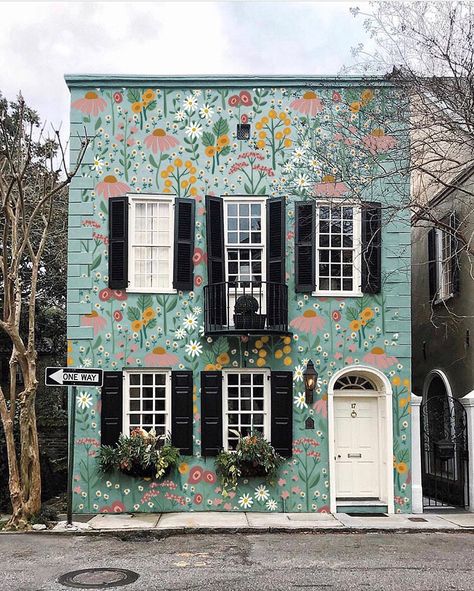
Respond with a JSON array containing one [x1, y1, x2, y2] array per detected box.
[[204, 281, 289, 336]]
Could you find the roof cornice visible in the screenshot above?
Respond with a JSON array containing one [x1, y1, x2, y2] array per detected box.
[[64, 74, 395, 89]]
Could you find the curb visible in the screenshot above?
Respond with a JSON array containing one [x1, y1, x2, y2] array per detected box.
[[4, 525, 472, 538]]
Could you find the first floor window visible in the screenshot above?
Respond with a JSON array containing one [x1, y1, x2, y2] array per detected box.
[[129, 196, 174, 291], [124, 370, 171, 436], [223, 370, 270, 450], [315, 202, 361, 296]]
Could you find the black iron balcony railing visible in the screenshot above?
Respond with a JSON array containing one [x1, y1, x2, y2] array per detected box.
[[204, 280, 289, 335]]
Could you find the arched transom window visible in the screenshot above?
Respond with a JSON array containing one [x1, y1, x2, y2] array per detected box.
[[334, 374, 376, 390]]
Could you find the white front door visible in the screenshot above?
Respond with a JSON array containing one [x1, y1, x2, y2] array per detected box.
[[334, 395, 380, 499]]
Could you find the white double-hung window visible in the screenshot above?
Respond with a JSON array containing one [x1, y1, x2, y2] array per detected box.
[[123, 370, 171, 436], [315, 202, 362, 296], [223, 369, 270, 450], [128, 195, 174, 292], [224, 199, 266, 288], [434, 222, 453, 302]]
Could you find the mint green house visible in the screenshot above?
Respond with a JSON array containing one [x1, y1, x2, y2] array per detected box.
[[66, 76, 411, 515]]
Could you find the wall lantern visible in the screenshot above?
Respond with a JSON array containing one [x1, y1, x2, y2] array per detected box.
[[303, 359, 318, 405]]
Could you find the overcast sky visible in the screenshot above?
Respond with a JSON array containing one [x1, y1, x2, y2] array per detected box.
[[0, 1, 372, 133]]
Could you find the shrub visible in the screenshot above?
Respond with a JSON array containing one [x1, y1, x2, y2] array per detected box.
[[215, 431, 284, 493], [98, 428, 180, 479]]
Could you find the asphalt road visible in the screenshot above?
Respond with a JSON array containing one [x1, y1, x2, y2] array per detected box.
[[1, 532, 473, 591]]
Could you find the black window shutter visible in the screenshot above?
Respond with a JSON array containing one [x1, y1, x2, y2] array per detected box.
[[205, 196, 226, 326], [201, 371, 223, 456], [267, 196, 286, 327], [171, 370, 193, 455], [173, 198, 195, 291], [271, 371, 293, 457], [101, 371, 123, 446], [267, 196, 285, 283], [427, 227, 438, 301], [450, 212, 460, 296], [108, 196, 129, 289], [295, 201, 316, 292], [361, 202, 382, 294]]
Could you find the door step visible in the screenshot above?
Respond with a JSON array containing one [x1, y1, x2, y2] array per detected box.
[[337, 503, 388, 515]]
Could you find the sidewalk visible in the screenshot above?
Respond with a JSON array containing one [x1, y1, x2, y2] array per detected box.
[[48, 511, 474, 535]]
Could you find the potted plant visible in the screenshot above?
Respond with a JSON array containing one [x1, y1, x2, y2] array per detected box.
[[215, 431, 284, 493], [98, 428, 181, 479], [233, 294, 266, 330]]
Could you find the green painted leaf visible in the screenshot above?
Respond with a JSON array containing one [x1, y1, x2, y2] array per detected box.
[[149, 154, 158, 168], [90, 255, 101, 271], [202, 131, 215, 147], [244, 183, 252, 194], [258, 186, 267, 195], [146, 100, 157, 111], [100, 201, 108, 215], [94, 117, 102, 131], [127, 306, 141, 321], [213, 117, 229, 138], [127, 88, 141, 103], [138, 294, 153, 311], [308, 472, 321, 489], [219, 145, 231, 157], [213, 337, 229, 356], [146, 318, 157, 330]]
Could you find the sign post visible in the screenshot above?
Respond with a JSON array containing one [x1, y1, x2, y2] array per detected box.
[[45, 367, 103, 528]]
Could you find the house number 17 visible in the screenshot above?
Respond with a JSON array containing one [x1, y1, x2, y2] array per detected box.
[[351, 402, 357, 418]]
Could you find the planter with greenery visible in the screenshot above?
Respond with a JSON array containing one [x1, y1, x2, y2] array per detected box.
[[98, 428, 180, 479], [215, 431, 284, 493]]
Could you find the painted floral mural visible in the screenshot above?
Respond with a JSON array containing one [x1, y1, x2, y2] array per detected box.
[[68, 79, 411, 514]]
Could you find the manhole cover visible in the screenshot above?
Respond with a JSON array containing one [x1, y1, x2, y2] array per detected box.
[[58, 568, 139, 589]]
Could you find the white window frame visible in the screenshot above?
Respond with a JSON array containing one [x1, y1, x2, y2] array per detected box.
[[223, 196, 267, 288], [313, 200, 362, 298], [127, 193, 176, 294], [222, 368, 271, 452], [123, 369, 172, 436], [434, 223, 453, 303]]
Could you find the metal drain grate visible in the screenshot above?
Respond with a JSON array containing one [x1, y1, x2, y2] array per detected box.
[[58, 568, 139, 589], [408, 517, 428, 522]]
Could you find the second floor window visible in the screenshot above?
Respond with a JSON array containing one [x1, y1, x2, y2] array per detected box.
[[316, 203, 361, 296], [129, 196, 174, 292], [225, 200, 266, 287], [428, 213, 459, 303]]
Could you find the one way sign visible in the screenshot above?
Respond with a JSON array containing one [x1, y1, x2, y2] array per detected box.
[[45, 367, 103, 387]]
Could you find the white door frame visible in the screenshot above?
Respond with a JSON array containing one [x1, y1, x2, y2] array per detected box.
[[328, 365, 395, 514]]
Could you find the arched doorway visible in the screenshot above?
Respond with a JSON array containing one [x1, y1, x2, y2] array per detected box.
[[421, 370, 469, 508], [328, 366, 394, 514]]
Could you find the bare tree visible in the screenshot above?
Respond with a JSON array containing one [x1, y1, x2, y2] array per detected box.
[[350, 1, 474, 250], [0, 94, 88, 530]]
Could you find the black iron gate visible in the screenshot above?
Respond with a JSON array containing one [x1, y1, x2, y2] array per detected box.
[[421, 394, 469, 508]]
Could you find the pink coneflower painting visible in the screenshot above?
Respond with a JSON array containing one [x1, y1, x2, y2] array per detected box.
[[363, 347, 398, 369], [96, 175, 131, 199], [362, 129, 397, 154], [313, 175, 348, 197], [81, 311, 107, 335], [72, 91, 107, 116], [144, 128, 180, 153], [289, 309, 326, 335], [290, 91, 323, 116], [144, 346, 179, 367], [313, 396, 327, 418]]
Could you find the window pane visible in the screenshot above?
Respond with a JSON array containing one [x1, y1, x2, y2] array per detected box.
[[317, 205, 356, 293], [127, 371, 168, 433], [225, 372, 267, 449]]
